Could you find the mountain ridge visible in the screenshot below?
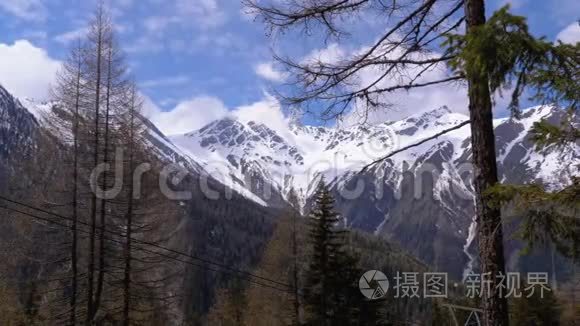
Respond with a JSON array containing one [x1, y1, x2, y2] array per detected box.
[[7, 83, 579, 277], [169, 102, 579, 277]]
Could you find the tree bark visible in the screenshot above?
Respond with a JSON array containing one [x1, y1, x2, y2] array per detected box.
[[292, 207, 301, 325], [122, 188, 133, 326], [87, 11, 103, 322], [123, 91, 136, 326], [94, 42, 112, 314], [464, 0, 509, 325], [70, 43, 82, 326]]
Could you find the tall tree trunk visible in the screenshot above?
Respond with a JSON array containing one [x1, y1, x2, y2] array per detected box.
[[291, 208, 301, 325], [123, 92, 136, 326], [94, 44, 112, 314], [70, 44, 82, 326], [464, 0, 509, 325], [87, 11, 103, 322], [122, 187, 133, 326]]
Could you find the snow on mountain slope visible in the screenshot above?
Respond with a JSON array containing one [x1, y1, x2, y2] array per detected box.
[[0, 85, 39, 160], [170, 104, 578, 277], [5, 80, 578, 277], [8, 89, 267, 206], [171, 104, 576, 209]]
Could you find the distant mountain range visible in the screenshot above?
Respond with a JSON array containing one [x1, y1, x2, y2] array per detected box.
[[170, 101, 578, 277], [3, 84, 578, 278]]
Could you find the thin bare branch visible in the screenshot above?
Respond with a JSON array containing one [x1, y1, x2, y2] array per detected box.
[[360, 119, 470, 172]]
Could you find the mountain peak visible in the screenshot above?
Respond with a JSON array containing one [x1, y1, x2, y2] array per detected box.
[[421, 105, 452, 119], [0, 84, 16, 109]]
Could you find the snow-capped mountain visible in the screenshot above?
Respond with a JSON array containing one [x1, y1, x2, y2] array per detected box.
[[0, 85, 39, 161], [0, 85, 288, 319], [171, 104, 579, 277], [171, 105, 576, 207], [0, 83, 269, 207], [4, 81, 578, 278]]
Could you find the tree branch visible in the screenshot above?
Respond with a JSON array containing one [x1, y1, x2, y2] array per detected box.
[[364, 75, 464, 96], [359, 119, 471, 173]]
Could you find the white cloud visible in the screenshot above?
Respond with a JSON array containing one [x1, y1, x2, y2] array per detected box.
[[125, 35, 165, 53], [141, 0, 226, 35], [0, 40, 60, 100], [0, 0, 46, 22], [556, 22, 580, 44], [254, 62, 287, 83], [145, 92, 288, 136], [130, 1, 229, 54], [54, 27, 89, 44], [149, 96, 229, 135], [232, 94, 289, 134], [298, 43, 471, 125], [114, 23, 133, 34], [176, 0, 226, 28], [140, 75, 191, 88], [159, 97, 178, 107], [303, 43, 345, 65], [143, 16, 180, 33]]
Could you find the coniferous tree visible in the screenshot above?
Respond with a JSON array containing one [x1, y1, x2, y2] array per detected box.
[[303, 180, 365, 326], [509, 282, 561, 326], [243, 204, 306, 326], [207, 282, 248, 326], [245, 2, 579, 323], [85, 4, 107, 321], [42, 4, 180, 323], [287, 189, 303, 325], [120, 83, 140, 326], [49, 38, 88, 325]]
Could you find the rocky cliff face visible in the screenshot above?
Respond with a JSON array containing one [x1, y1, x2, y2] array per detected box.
[[4, 80, 578, 280], [172, 104, 579, 278], [0, 85, 39, 166], [0, 85, 283, 320]]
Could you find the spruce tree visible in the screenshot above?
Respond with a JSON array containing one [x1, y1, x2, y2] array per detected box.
[[509, 282, 561, 326], [303, 180, 364, 326]]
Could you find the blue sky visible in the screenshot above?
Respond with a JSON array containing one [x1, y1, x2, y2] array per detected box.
[[0, 0, 578, 134]]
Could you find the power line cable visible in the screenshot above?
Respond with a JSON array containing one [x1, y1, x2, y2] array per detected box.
[[0, 197, 294, 294], [0, 196, 431, 325], [0, 194, 291, 289]]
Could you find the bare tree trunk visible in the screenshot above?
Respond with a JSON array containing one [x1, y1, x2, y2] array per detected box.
[[291, 208, 300, 325], [94, 43, 113, 315], [122, 89, 136, 326], [122, 188, 133, 326], [87, 12, 103, 323], [464, 1, 509, 325], [70, 42, 82, 326]]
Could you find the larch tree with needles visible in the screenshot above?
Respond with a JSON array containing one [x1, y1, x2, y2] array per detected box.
[[48, 38, 90, 325], [245, 0, 579, 325]]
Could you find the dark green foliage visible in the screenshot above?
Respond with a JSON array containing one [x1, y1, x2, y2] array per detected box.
[[445, 5, 579, 118], [430, 300, 450, 325], [303, 180, 352, 325], [486, 173, 580, 259], [303, 180, 386, 326], [530, 118, 580, 150], [446, 5, 579, 162], [446, 5, 580, 263], [509, 282, 561, 325]]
